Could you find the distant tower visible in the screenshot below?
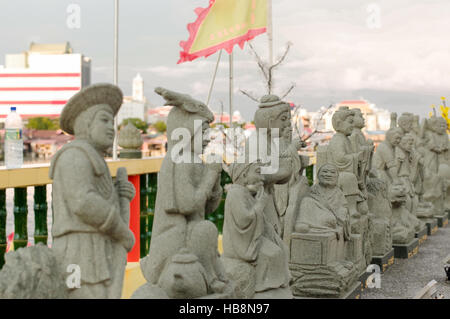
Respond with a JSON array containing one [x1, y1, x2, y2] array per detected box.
[[132, 73, 144, 102]]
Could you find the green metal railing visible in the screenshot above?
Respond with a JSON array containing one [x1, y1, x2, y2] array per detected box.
[[0, 161, 316, 266]]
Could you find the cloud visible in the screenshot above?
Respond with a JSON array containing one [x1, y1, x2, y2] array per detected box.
[[271, 0, 450, 96]]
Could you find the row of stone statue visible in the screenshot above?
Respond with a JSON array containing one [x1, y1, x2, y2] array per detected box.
[[0, 84, 447, 299]]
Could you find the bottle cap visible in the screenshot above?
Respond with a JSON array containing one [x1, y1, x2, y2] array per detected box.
[[10, 106, 16, 112]]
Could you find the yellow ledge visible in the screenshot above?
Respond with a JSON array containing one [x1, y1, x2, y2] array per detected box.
[[0, 156, 164, 189]]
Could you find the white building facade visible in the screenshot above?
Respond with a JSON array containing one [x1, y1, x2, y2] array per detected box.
[[0, 42, 91, 120]]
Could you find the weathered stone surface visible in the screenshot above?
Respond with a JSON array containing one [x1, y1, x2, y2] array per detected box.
[[390, 183, 416, 245], [252, 95, 306, 239], [0, 243, 68, 299], [49, 83, 135, 299], [289, 163, 358, 298], [367, 175, 393, 257], [222, 161, 292, 299], [118, 122, 143, 159], [137, 87, 233, 299]]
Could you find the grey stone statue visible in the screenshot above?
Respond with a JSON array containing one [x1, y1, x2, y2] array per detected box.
[[222, 161, 292, 299], [290, 163, 358, 298], [0, 244, 68, 299], [136, 87, 233, 299], [422, 116, 450, 216], [390, 183, 416, 245], [395, 133, 426, 232], [373, 127, 403, 185], [49, 83, 136, 299], [118, 122, 143, 158], [349, 108, 375, 194], [252, 95, 306, 239], [366, 175, 393, 257], [317, 106, 369, 272]]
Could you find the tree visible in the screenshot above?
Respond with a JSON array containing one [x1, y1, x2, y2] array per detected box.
[[153, 121, 167, 133], [26, 117, 59, 130], [121, 118, 148, 133], [240, 41, 295, 102]]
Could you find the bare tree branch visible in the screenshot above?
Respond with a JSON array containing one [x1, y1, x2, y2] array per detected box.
[[239, 89, 259, 102], [280, 83, 296, 99], [270, 42, 292, 73], [302, 103, 334, 141], [248, 42, 269, 81]]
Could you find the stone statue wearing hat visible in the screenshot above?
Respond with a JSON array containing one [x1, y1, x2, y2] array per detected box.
[[318, 106, 371, 272], [349, 108, 375, 195], [137, 87, 233, 299], [49, 83, 136, 298], [222, 161, 292, 299], [251, 95, 307, 239]]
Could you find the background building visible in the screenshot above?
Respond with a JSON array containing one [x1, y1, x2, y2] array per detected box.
[[0, 42, 91, 121], [117, 73, 148, 124]]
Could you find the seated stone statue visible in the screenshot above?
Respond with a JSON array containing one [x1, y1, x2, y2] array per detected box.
[[289, 163, 358, 298], [50, 83, 136, 299], [366, 175, 393, 257], [222, 161, 292, 299], [0, 244, 67, 299], [390, 183, 416, 245], [136, 88, 233, 299]]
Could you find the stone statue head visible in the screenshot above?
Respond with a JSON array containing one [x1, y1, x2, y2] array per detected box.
[[254, 95, 291, 138], [230, 161, 264, 194], [385, 127, 403, 146], [317, 163, 339, 188], [388, 182, 408, 205], [332, 106, 354, 136], [0, 244, 68, 299], [155, 87, 214, 155], [351, 108, 365, 129], [397, 113, 414, 133], [427, 116, 448, 135], [59, 83, 123, 153], [399, 133, 415, 152]]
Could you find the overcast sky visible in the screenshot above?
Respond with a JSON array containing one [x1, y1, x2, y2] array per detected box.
[[1, 0, 449, 120]]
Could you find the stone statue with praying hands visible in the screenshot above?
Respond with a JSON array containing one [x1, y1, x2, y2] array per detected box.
[[222, 161, 292, 299]]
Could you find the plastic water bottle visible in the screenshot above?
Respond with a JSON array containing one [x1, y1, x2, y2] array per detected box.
[[4, 107, 23, 168]]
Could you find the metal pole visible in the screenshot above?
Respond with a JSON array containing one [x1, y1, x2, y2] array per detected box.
[[206, 50, 222, 106], [229, 52, 233, 127], [267, 0, 273, 68], [112, 0, 119, 160]]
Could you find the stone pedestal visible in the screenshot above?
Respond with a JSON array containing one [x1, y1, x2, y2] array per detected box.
[[393, 238, 419, 259], [422, 219, 438, 236], [119, 149, 142, 159], [371, 248, 395, 273], [435, 215, 448, 228], [415, 226, 428, 245], [293, 281, 362, 299]]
